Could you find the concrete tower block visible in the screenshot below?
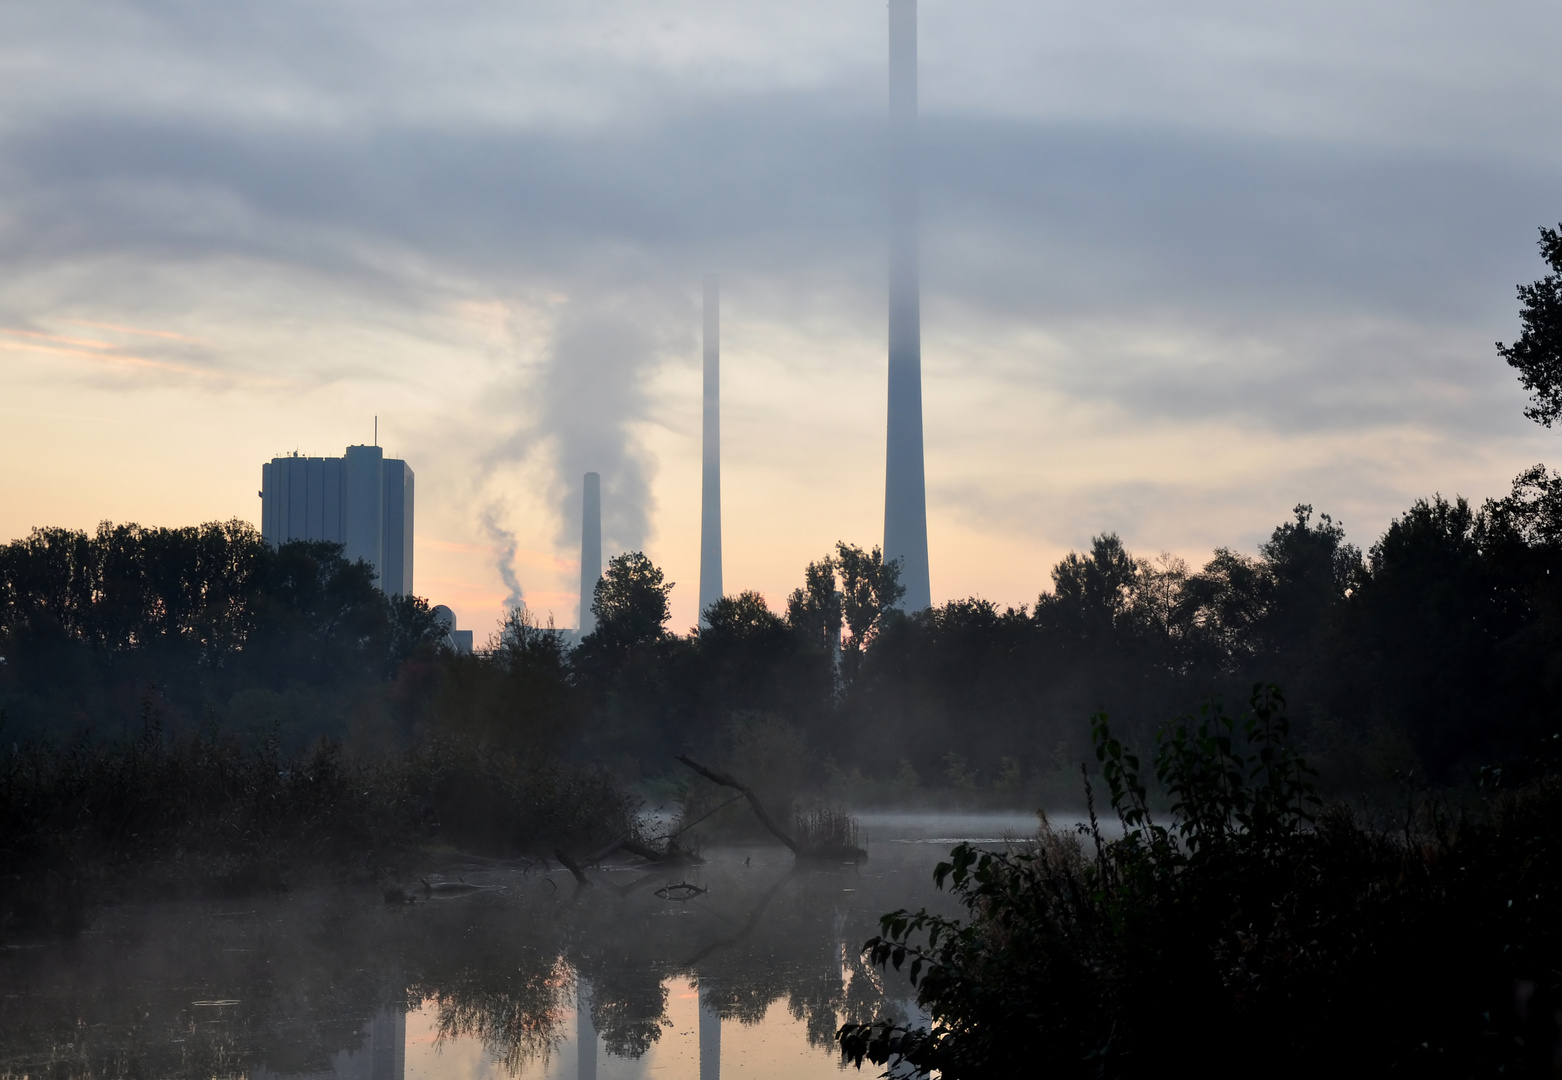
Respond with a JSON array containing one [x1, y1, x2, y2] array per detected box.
[[259, 447, 410, 598], [884, 0, 932, 612], [381, 458, 414, 597], [698, 274, 723, 626], [286, 457, 308, 541], [343, 444, 385, 583], [260, 461, 278, 543], [578, 472, 602, 636]]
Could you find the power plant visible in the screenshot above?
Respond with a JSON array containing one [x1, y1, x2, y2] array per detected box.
[[260, 444, 415, 596], [698, 274, 723, 626], [578, 471, 602, 636], [259, 10, 936, 633], [884, 0, 932, 612]]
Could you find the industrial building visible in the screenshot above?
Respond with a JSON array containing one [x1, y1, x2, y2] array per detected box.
[[260, 444, 415, 596], [431, 605, 474, 654]]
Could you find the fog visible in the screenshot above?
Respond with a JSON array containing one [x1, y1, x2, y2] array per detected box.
[[4, 4, 1562, 1073]]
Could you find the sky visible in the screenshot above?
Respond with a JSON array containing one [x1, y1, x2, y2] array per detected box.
[[2, 0, 1560, 638]]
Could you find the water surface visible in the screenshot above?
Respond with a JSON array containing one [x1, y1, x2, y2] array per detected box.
[[0, 812, 1051, 1079]]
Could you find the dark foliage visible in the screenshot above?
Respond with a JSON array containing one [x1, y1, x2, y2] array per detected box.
[[549, 469, 1562, 805], [1498, 224, 1562, 426], [828, 488, 1562, 791], [0, 713, 638, 935], [0, 520, 443, 745], [839, 688, 1562, 1078]]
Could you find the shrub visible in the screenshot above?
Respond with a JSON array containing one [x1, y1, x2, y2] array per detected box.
[[839, 686, 1562, 1078], [0, 714, 637, 936]]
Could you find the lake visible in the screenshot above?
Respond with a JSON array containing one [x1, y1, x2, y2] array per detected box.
[[0, 812, 1050, 1080]]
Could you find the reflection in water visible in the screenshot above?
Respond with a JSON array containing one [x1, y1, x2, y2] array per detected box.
[[254, 1010, 405, 1080], [0, 817, 1025, 1079], [577, 984, 597, 1080], [699, 982, 720, 1080]]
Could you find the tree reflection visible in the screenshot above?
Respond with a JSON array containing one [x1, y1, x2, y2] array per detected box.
[[419, 958, 573, 1073], [0, 852, 928, 1079]]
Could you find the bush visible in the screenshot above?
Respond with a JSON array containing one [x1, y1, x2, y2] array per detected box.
[[839, 686, 1562, 1078], [0, 713, 637, 936]]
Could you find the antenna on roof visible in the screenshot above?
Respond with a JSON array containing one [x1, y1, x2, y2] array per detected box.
[[374, 416, 378, 447]]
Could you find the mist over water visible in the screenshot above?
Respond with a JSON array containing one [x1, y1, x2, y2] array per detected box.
[[0, 814, 1028, 1080], [5, 2, 1562, 1075]]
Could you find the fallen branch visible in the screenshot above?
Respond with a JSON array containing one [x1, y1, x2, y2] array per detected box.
[[582, 834, 695, 865], [583, 836, 634, 865], [553, 848, 590, 887], [618, 837, 671, 862], [675, 755, 800, 855], [664, 792, 747, 840]]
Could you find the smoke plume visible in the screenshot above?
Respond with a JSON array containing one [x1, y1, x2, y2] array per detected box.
[[529, 290, 689, 557], [481, 507, 525, 612]]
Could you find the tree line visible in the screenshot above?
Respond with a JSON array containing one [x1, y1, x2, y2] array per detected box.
[[4, 476, 1561, 795], [561, 470, 1562, 798], [10, 221, 1562, 796], [0, 521, 441, 746]]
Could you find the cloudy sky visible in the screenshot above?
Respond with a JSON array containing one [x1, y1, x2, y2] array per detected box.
[[2, 0, 1559, 635]]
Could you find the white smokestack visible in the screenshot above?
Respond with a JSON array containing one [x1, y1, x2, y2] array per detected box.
[[698, 274, 723, 626], [884, 0, 932, 611], [578, 472, 602, 635]]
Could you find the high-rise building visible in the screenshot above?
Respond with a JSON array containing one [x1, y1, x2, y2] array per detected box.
[[259, 444, 415, 596], [578, 472, 602, 636], [698, 274, 723, 626], [884, 0, 932, 612]]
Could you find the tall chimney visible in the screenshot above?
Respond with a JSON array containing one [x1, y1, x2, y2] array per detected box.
[[578, 472, 602, 635], [698, 274, 723, 626], [884, 0, 932, 611]]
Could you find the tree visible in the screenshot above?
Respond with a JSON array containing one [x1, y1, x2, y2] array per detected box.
[[587, 552, 673, 651], [785, 555, 842, 655], [1035, 533, 1140, 638], [835, 542, 904, 676], [1345, 495, 1512, 775], [1176, 548, 1271, 670], [701, 590, 788, 644], [1497, 224, 1562, 426], [0, 520, 447, 744], [425, 605, 580, 755], [1257, 504, 1360, 660]]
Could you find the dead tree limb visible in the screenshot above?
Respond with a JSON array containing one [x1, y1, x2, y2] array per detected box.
[[553, 847, 590, 887], [676, 755, 801, 855], [617, 837, 669, 862], [582, 835, 684, 865], [665, 792, 747, 840], [583, 837, 630, 865]]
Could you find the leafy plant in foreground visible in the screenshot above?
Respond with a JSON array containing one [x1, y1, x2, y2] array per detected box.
[[839, 686, 1562, 1078]]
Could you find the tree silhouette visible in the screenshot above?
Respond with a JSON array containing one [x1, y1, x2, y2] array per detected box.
[[1498, 224, 1562, 426], [587, 551, 673, 651]]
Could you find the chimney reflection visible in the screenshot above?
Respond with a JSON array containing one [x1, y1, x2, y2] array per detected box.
[[577, 981, 598, 1080], [251, 1006, 404, 1080], [698, 980, 720, 1080]]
